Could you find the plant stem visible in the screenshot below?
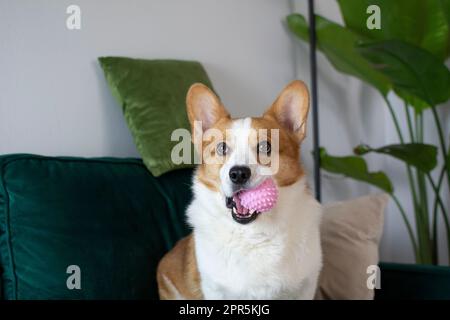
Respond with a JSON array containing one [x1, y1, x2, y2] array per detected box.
[[427, 173, 450, 263], [385, 97, 423, 262], [431, 106, 450, 189], [417, 176, 431, 264], [428, 174, 450, 233], [435, 166, 446, 203], [384, 97, 405, 144], [403, 103, 420, 219], [420, 112, 424, 141], [411, 111, 432, 264], [432, 168, 446, 243], [432, 191, 439, 264], [393, 98, 428, 261], [430, 106, 450, 265], [392, 194, 418, 258], [414, 111, 424, 143], [404, 102, 415, 142]]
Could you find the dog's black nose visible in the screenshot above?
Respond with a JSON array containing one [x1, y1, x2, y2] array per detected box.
[[229, 166, 251, 185]]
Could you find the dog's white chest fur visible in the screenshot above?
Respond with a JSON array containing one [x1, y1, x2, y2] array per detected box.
[[187, 177, 322, 300]]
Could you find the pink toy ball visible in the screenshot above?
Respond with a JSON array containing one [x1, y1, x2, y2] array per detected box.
[[238, 179, 278, 213]]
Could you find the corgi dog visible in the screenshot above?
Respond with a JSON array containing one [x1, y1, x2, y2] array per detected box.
[[157, 80, 322, 300]]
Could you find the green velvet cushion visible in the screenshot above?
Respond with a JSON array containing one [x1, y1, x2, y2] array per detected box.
[[99, 57, 214, 176], [0, 154, 193, 299]]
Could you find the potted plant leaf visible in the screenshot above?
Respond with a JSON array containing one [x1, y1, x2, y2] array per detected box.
[[287, 0, 450, 299]]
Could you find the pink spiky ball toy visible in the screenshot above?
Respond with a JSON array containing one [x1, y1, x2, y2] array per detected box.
[[233, 179, 278, 215]]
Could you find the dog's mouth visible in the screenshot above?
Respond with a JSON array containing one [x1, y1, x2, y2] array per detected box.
[[226, 192, 260, 225], [224, 179, 278, 225]]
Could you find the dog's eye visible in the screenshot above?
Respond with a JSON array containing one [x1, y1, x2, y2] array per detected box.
[[216, 142, 229, 156], [257, 141, 271, 155]]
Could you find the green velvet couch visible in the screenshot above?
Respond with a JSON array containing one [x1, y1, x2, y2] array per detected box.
[[1, 154, 449, 300]]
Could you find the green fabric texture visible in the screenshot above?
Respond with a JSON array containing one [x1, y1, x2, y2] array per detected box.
[[98, 57, 214, 176], [0, 154, 193, 299], [376, 262, 450, 300]]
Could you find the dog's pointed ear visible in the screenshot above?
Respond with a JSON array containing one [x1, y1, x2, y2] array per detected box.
[[186, 83, 230, 139], [263, 80, 310, 142]]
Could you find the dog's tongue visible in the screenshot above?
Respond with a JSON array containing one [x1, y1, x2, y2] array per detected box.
[[233, 195, 249, 215], [233, 179, 278, 214]]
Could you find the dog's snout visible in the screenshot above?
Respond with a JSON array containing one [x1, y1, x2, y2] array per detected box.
[[229, 166, 251, 185]]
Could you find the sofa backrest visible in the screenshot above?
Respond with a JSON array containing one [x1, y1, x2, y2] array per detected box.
[[0, 154, 193, 299]]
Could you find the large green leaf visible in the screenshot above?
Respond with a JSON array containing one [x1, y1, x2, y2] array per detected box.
[[354, 143, 438, 172], [358, 40, 450, 110], [337, 0, 450, 60], [287, 13, 390, 95], [319, 147, 393, 193], [443, 0, 450, 26]]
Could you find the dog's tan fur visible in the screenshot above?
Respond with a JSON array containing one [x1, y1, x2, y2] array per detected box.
[[157, 234, 202, 299]]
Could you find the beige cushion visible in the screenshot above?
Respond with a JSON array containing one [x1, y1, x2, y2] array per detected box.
[[315, 193, 388, 300]]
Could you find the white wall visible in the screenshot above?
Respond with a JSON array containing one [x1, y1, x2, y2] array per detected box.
[[0, 0, 294, 157], [1, 0, 448, 265]]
